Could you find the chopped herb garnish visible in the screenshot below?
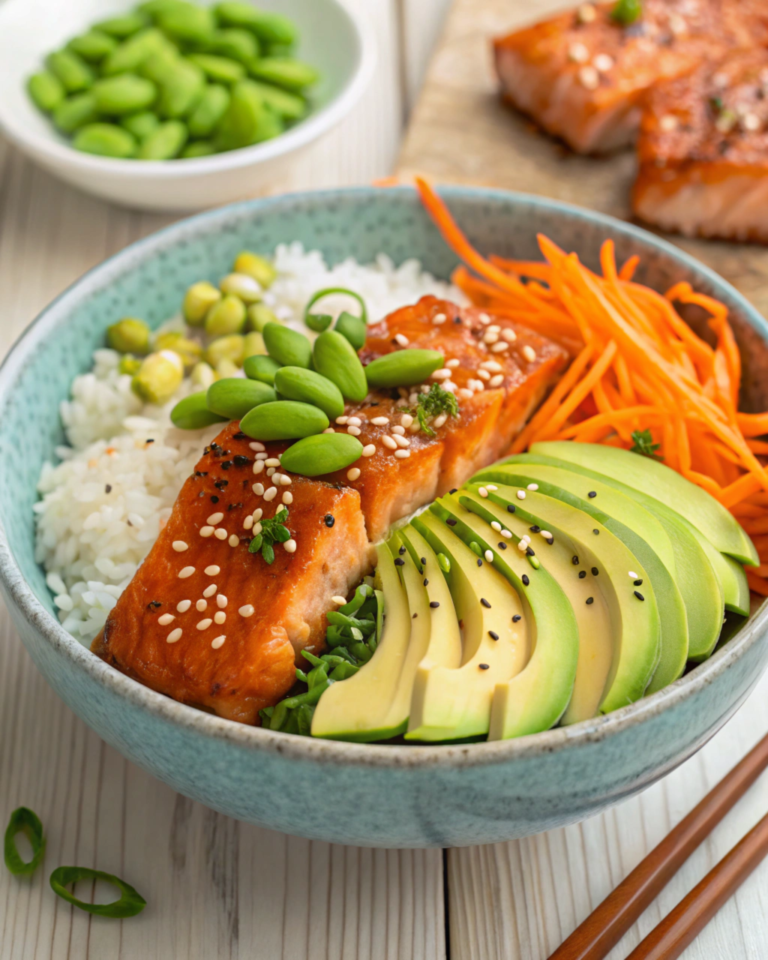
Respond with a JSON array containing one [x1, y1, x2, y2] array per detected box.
[[4, 807, 45, 876], [412, 383, 459, 436], [611, 0, 642, 25], [630, 428, 663, 460], [49, 866, 146, 918], [248, 507, 291, 565]]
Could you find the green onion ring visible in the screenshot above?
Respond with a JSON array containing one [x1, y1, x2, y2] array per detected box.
[[50, 866, 147, 918], [4, 807, 46, 876], [303, 287, 368, 328]]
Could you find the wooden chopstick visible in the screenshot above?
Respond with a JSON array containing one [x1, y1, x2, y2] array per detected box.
[[548, 732, 768, 960], [624, 810, 768, 959]]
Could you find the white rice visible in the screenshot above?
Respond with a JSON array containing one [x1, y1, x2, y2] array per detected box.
[[35, 245, 461, 643]]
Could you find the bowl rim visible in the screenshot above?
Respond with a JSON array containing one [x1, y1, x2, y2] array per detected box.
[[0, 0, 376, 178], [2, 183, 767, 771]]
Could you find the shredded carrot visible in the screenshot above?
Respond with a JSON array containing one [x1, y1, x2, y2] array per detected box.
[[414, 176, 768, 593]]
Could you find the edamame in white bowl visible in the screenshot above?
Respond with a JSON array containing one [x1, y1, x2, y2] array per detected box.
[[0, 0, 375, 211]]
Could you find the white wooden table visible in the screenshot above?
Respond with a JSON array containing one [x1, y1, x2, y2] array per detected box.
[[2, 1, 768, 956]]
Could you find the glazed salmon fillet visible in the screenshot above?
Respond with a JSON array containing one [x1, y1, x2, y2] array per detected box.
[[493, 0, 766, 155], [94, 296, 567, 722], [633, 48, 768, 241]]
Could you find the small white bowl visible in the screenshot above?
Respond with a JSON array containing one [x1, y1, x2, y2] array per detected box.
[[0, 0, 375, 211]]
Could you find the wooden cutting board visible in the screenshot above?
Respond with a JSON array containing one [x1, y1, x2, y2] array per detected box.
[[397, 0, 768, 319]]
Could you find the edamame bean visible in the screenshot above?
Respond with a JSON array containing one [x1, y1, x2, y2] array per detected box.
[[132, 350, 184, 403], [53, 93, 98, 133], [46, 50, 93, 94], [101, 28, 167, 76], [240, 400, 328, 441], [204, 28, 259, 65], [73, 123, 137, 158], [312, 331, 368, 403], [263, 322, 312, 368], [191, 361, 216, 389], [119, 355, 143, 375], [27, 72, 65, 113], [205, 334, 244, 367], [235, 251, 276, 288], [171, 391, 227, 429], [243, 331, 266, 358], [187, 53, 245, 85], [213, 79, 265, 150], [137, 119, 188, 159], [206, 377, 276, 419], [252, 106, 283, 143], [156, 60, 204, 118], [364, 349, 445, 388], [280, 434, 363, 477], [139, 0, 188, 17], [244, 354, 281, 385], [184, 281, 221, 324], [244, 80, 305, 120], [219, 272, 261, 303], [249, 58, 317, 92], [247, 304, 278, 332], [187, 84, 229, 137], [95, 13, 150, 37], [305, 313, 332, 333], [139, 48, 181, 84], [334, 312, 367, 351], [121, 110, 160, 140], [215, 2, 262, 30], [92, 75, 157, 115], [67, 31, 118, 63], [107, 317, 150, 353], [250, 12, 298, 45], [181, 140, 216, 158], [158, 3, 216, 43], [206, 295, 246, 335], [275, 367, 345, 420]]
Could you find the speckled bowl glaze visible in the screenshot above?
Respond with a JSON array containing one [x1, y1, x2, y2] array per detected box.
[[1, 187, 767, 848]]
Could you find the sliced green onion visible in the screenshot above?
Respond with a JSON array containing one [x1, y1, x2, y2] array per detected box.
[[611, 0, 642, 25], [303, 287, 368, 331], [49, 866, 147, 918], [4, 807, 46, 876], [305, 312, 333, 333]]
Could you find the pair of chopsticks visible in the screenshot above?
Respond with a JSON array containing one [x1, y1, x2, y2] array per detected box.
[[549, 733, 768, 960]]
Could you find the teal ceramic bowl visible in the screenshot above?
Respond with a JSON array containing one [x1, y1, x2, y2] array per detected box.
[[1, 187, 767, 848]]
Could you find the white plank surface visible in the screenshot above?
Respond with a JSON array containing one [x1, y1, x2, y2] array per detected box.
[[0, 1, 452, 957]]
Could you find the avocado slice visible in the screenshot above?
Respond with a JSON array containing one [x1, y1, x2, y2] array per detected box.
[[459, 491, 613, 724], [472, 466, 688, 692], [532, 441, 758, 566], [311, 543, 412, 742], [499, 451, 739, 626], [409, 510, 530, 740], [470, 483, 661, 712], [432, 494, 580, 739]]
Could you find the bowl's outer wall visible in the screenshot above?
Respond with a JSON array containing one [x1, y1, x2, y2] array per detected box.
[[2, 187, 768, 846]]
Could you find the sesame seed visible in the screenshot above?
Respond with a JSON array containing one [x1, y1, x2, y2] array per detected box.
[[433, 313, 447, 325], [253, 508, 263, 521], [478, 312, 491, 324], [239, 604, 254, 617], [480, 598, 491, 608], [279, 474, 292, 486], [744, 113, 761, 132], [395, 333, 409, 347], [391, 424, 405, 436], [593, 529, 600, 535], [541, 530, 553, 540], [266, 468, 275, 477], [284, 539, 297, 553], [483, 330, 499, 345], [200, 526, 214, 538], [586, 597, 594, 605], [634, 591, 645, 601], [331, 596, 347, 605], [205, 565, 220, 576], [158, 613, 175, 626], [196, 599, 208, 611], [484, 550, 493, 562], [660, 114, 679, 132], [487, 485, 497, 491], [172, 540, 189, 554], [527, 483, 539, 491], [336, 416, 349, 425], [517, 490, 526, 500], [429, 601, 440, 608], [491, 521, 502, 532], [323, 428, 335, 434], [197, 619, 212, 631], [489, 374, 504, 388], [253, 483, 265, 496], [372, 416, 389, 426], [512, 614, 522, 623], [249, 442, 265, 452], [488, 324, 501, 334], [578, 65, 599, 90], [522, 574, 530, 586], [568, 41, 589, 63], [479, 487, 488, 498], [207, 512, 224, 525], [203, 584, 217, 598], [491, 342, 509, 353], [347, 426, 361, 436], [433, 414, 447, 429], [431, 368, 452, 380], [211, 635, 226, 649], [579, 570, 587, 579], [253, 460, 264, 474], [628, 570, 638, 578], [594, 53, 614, 73], [178, 566, 195, 579], [263, 487, 277, 502], [177, 599, 191, 612], [488, 631, 499, 641], [522, 345, 537, 363], [214, 528, 228, 540], [481, 360, 502, 372], [458, 388, 473, 400], [167, 628, 182, 644], [577, 4, 596, 23], [228, 534, 239, 547], [217, 595, 228, 608], [347, 467, 361, 481], [446, 518, 457, 526], [382, 435, 397, 450], [446, 359, 460, 369], [214, 611, 226, 624], [362, 444, 376, 457], [394, 449, 410, 459], [517, 540, 528, 552], [282, 492, 293, 505], [244, 515, 254, 530], [393, 434, 410, 448], [501, 328, 517, 343], [634, 578, 643, 586], [479, 663, 490, 670], [347, 416, 362, 426], [477, 368, 491, 382], [255, 452, 268, 460]]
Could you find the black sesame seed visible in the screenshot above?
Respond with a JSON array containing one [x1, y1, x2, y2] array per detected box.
[[233, 455, 250, 467], [210, 495, 219, 503], [479, 663, 490, 670], [592, 567, 599, 576], [512, 614, 522, 622], [454, 315, 462, 324], [498, 542, 507, 550], [526, 547, 535, 557], [530, 525, 541, 533], [233, 431, 247, 440], [477, 558, 483, 567], [423, 578, 429, 586], [446, 518, 457, 526], [572, 555, 579, 565], [593, 529, 599, 535], [488, 630, 499, 641], [394, 558, 405, 566], [578, 570, 587, 579], [105, 484, 112, 494], [634, 591, 645, 601], [430, 601, 440, 608], [507, 504, 516, 513], [420, 558, 427, 566], [148, 600, 161, 609], [221, 460, 233, 470], [634, 579, 643, 586], [324, 514, 335, 527], [588, 491, 597, 498], [194, 471, 208, 478], [399, 545, 406, 555], [522, 574, 530, 586], [586, 597, 594, 605], [145, 438, 155, 444], [412, 612, 418, 618], [481, 598, 491, 608], [449, 488, 458, 494], [214, 480, 228, 490]]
